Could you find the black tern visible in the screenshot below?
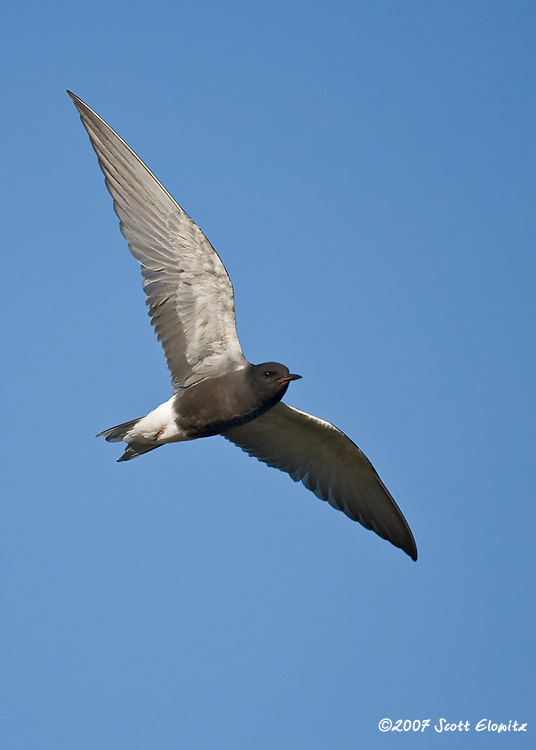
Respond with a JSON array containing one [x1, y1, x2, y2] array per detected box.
[[69, 91, 417, 561]]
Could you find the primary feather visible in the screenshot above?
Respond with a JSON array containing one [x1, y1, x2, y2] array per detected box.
[[69, 91, 246, 389]]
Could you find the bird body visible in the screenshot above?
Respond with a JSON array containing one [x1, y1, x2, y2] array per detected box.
[[175, 363, 300, 438], [69, 91, 418, 561], [100, 363, 300, 460]]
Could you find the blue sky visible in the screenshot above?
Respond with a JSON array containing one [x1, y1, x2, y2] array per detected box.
[[1, 1, 534, 747]]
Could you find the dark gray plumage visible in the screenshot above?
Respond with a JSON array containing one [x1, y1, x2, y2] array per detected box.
[[69, 91, 417, 561]]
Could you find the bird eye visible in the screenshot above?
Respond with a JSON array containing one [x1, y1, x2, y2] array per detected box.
[[264, 371, 273, 378]]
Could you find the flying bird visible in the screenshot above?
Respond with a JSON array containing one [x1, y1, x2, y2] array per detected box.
[[69, 91, 417, 561]]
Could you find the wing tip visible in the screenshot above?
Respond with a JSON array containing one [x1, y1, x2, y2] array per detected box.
[[67, 90, 81, 105], [390, 523, 418, 561]]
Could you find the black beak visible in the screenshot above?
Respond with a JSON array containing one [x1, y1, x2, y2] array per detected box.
[[276, 373, 302, 385]]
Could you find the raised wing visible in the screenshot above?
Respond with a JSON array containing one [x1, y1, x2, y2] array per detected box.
[[69, 92, 246, 388], [224, 403, 417, 560]]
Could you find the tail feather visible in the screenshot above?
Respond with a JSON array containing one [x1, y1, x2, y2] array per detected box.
[[117, 444, 159, 462], [97, 400, 180, 461], [97, 416, 160, 461], [97, 417, 144, 443]]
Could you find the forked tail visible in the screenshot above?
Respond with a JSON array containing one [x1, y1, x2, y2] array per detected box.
[[97, 418, 143, 443], [97, 417, 158, 462]]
